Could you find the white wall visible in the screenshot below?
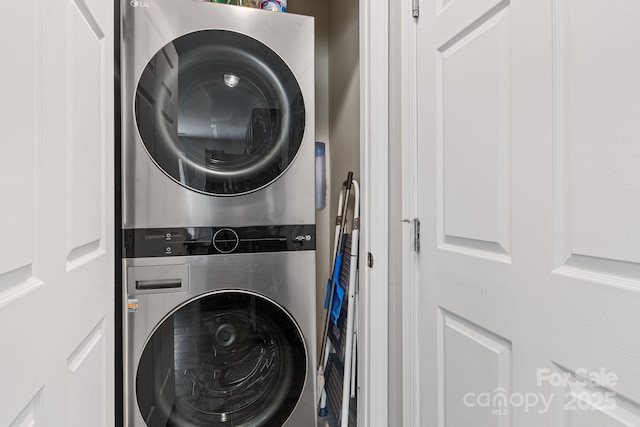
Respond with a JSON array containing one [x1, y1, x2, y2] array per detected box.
[[0, 1, 114, 425]]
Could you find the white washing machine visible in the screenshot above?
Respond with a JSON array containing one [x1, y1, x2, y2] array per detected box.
[[120, 1, 317, 425]]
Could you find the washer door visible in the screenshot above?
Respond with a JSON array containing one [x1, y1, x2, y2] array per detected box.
[[136, 291, 307, 427], [134, 30, 306, 196]]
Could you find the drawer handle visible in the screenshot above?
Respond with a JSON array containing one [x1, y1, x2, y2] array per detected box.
[[135, 279, 181, 290]]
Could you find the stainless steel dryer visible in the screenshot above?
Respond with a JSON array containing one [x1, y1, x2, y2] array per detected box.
[[120, 1, 317, 425], [121, 0, 315, 228], [123, 226, 317, 426]]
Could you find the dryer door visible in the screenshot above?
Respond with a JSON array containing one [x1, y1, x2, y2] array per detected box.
[[135, 291, 307, 427], [134, 30, 306, 196]]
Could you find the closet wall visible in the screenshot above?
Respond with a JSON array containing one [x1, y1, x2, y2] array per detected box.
[[288, 0, 360, 343]]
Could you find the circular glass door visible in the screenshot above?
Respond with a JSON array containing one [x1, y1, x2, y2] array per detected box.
[[135, 30, 306, 196], [136, 291, 307, 427]]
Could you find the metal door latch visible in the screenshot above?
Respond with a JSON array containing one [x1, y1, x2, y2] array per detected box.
[[401, 218, 421, 252]]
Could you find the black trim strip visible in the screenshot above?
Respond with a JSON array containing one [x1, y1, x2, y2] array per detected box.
[[123, 225, 316, 258], [114, 0, 123, 424]]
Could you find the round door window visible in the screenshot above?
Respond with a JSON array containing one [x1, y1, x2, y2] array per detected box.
[[136, 291, 307, 426], [135, 30, 306, 196]]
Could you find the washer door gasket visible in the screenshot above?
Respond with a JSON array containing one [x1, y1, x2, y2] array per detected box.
[[136, 291, 307, 427], [134, 30, 306, 196]]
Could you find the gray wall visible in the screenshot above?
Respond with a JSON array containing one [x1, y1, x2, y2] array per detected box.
[[287, 0, 331, 347], [328, 0, 361, 204], [289, 0, 360, 348]]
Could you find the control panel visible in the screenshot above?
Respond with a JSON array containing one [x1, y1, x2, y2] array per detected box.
[[123, 225, 316, 258]]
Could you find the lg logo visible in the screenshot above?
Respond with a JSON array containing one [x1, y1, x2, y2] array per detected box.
[[130, 0, 150, 7]]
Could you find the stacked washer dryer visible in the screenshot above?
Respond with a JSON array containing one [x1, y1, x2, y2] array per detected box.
[[121, 1, 316, 426]]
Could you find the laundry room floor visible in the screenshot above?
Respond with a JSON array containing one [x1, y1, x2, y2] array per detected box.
[[317, 413, 338, 427]]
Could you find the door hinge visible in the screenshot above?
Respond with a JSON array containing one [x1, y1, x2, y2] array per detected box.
[[401, 218, 421, 252], [412, 0, 419, 18]]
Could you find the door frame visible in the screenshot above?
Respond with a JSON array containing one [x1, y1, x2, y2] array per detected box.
[[397, 0, 421, 425], [359, 0, 390, 424]]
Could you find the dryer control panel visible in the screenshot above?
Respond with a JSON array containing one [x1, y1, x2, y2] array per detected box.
[[123, 225, 316, 258]]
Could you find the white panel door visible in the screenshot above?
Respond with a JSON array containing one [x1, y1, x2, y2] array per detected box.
[[0, 0, 114, 425], [415, 0, 640, 425]]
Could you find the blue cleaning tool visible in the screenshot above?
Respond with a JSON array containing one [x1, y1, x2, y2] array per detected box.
[[323, 252, 345, 325]]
